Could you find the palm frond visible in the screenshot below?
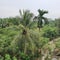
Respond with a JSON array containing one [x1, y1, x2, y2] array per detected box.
[[38, 9, 48, 16], [19, 10, 34, 27]]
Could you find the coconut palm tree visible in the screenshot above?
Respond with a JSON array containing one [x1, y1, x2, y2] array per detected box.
[[34, 9, 48, 31], [10, 10, 38, 55]]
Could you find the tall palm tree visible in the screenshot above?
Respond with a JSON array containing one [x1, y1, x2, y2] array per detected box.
[[34, 9, 48, 31], [17, 10, 36, 54], [10, 10, 41, 57]]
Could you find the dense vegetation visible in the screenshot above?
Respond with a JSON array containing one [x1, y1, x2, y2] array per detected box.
[[0, 9, 60, 60]]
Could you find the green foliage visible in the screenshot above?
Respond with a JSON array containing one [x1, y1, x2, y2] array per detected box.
[[0, 9, 60, 60], [55, 18, 60, 36], [5, 54, 11, 60], [8, 17, 20, 25], [39, 37, 49, 48], [55, 38, 60, 48], [13, 56, 17, 60], [19, 52, 31, 60], [0, 25, 20, 55], [42, 25, 58, 40], [0, 55, 4, 60]]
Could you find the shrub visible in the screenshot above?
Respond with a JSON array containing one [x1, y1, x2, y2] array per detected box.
[[5, 54, 11, 60], [42, 26, 58, 40], [13, 56, 17, 60], [0, 55, 4, 60]]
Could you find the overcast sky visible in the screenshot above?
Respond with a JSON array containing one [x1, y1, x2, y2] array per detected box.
[[0, 0, 60, 19]]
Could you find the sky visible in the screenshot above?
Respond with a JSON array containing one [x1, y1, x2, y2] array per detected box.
[[0, 0, 60, 19]]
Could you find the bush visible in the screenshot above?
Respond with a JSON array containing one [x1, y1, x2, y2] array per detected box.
[[55, 38, 60, 48], [5, 54, 11, 60], [13, 56, 17, 60], [0, 55, 4, 60], [42, 26, 58, 40], [19, 52, 30, 60]]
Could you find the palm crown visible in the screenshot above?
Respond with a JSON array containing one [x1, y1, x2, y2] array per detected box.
[[19, 10, 34, 28], [34, 9, 48, 30]]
